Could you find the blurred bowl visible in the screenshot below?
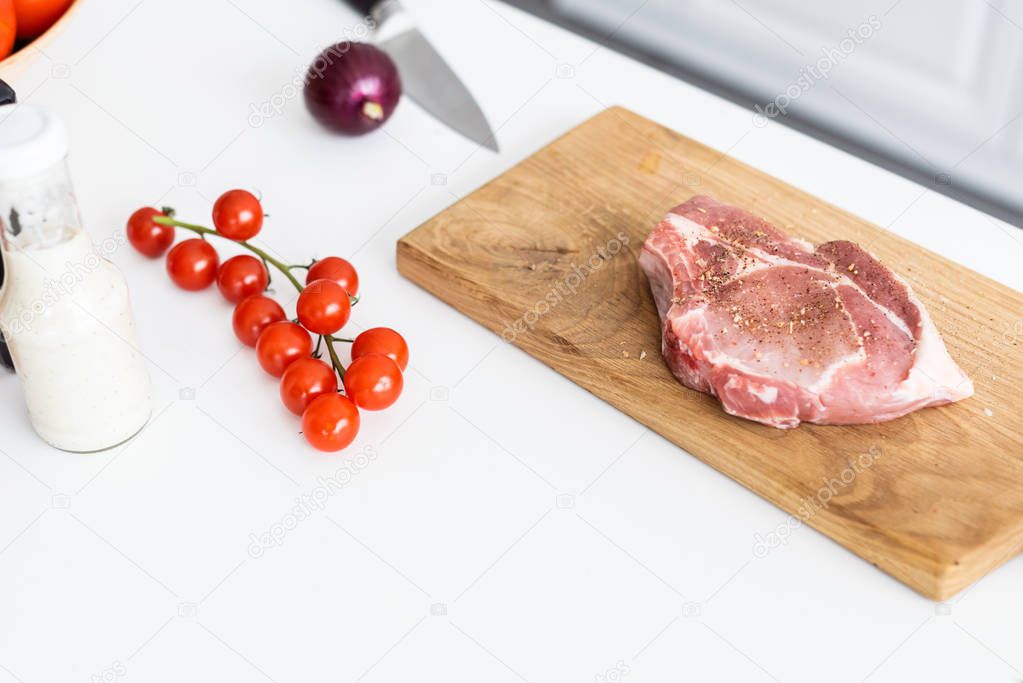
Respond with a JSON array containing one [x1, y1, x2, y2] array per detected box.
[[0, 0, 82, 80]]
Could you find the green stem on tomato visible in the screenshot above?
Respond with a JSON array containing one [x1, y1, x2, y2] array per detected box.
[[323, 335, 346, 379], [154, 216, 304, 291], [154, 213, 352, 384]]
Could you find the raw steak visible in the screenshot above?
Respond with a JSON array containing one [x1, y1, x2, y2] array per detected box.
[[638, 196, 973, 428]]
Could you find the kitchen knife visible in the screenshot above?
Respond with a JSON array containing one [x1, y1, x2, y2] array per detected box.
[[341, 0, 499, 152]]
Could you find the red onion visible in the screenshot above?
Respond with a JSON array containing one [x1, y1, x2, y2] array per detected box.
[[304, 42, 402, 136]]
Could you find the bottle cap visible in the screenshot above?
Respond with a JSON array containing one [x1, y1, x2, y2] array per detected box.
[[0, 104, 69, 182]]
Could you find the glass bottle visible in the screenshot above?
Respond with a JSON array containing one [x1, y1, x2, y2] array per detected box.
[[0, 105, 152, 451]]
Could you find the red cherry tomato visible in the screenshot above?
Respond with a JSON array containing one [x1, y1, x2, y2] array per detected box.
[[126, 207, 175, 258], [351, 327, 408, 371], [343, 354, 403, 410], [302, 393, 360, 452], [306, 257, 359, 296], [12, 0, 72, 40], [296, 279, 351, 335], [166, 239, 219, 291], [256, 321, 311, 377], [216, 254, 268, 303], [0, 1, 17, 60], [212, 189, 263, 241], [232, 295, 285, 347], [280, 357, 338, 416]]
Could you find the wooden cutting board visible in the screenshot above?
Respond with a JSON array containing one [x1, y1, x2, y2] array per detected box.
[[396, 106, 1023, 600]]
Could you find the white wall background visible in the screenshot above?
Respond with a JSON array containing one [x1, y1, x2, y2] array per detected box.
[[553, 0, 1023, 221]]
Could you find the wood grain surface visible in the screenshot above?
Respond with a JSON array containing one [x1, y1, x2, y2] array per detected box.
[[396, 106, 1023, 600]]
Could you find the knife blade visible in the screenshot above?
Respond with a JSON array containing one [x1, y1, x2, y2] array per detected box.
[[341, 0, 499, 152]]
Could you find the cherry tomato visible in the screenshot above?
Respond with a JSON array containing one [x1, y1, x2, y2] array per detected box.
[[306, 256, 359, 296], [212, 189, 263, 241], [343, 354, 403, 410], [256, 321, 311, 377], [232, 295, 285, 347], [126, 207, 175, 258], [302, 393, 360, 452], [296, 279, 351, 335], [280, 357, 338, 416], [216, 254, 268, 303], [351, 327, 408, 371], [166, 238, 219, 291], [0, 0, 16, 59], [12, 0, 71, 39]]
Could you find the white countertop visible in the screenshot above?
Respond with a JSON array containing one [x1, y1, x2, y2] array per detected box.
[[1, 1, 1021, 681]]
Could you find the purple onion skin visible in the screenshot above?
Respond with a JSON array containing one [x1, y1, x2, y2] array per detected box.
[[304, 43, 402, 136]]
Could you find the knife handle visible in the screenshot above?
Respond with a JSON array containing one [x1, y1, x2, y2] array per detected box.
[[0, 78, 14, 106], [340, 0, 381, 18], [340, 0, 404, 28]]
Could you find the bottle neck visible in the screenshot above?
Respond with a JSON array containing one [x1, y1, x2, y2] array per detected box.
[[0, 157, 83, 253]]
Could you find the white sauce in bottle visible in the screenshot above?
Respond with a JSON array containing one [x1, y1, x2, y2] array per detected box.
[[0, 105, 152, 451]]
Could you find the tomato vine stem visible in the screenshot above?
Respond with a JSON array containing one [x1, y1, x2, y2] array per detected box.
[[153, 213, 351, 383], [154, 216, 304, 291], [324, 334, 346, 379]]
